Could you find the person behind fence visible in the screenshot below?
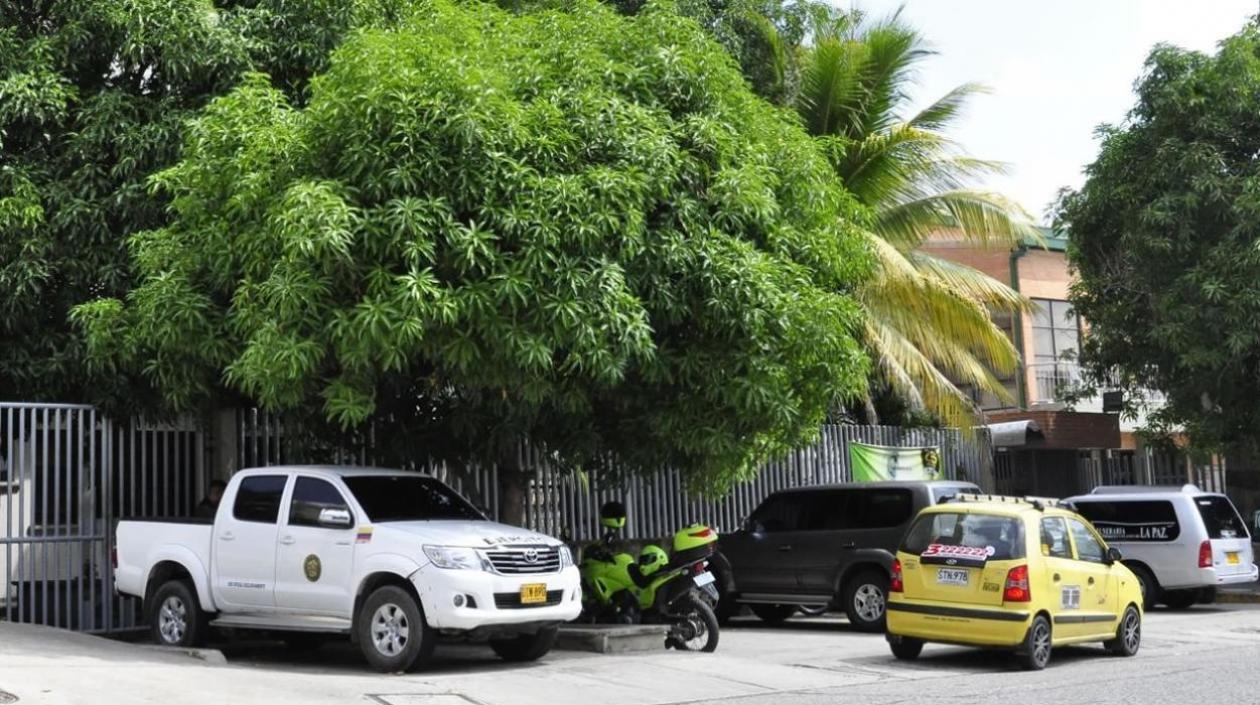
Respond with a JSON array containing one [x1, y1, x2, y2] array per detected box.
[[196, 480, 226, 518]]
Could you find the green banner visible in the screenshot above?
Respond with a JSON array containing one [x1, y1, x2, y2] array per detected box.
[[849, 442, 942, 482]]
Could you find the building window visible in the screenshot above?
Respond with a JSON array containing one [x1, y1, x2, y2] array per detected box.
[[1031, 298, 1080, 364]]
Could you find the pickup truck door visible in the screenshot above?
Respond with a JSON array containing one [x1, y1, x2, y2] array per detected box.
[[212, 474, 289, 609], [274, 476, 357, 616]]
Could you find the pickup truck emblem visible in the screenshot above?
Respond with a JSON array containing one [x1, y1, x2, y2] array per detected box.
[[523, 548, 539, 564], [304, 554, 322, 582]]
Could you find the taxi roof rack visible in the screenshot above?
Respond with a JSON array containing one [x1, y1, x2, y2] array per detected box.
[[938, 493, 1062, 512]]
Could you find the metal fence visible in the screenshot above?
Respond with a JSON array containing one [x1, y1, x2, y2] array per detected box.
[[1076, 448, 1226, 494], [237, 414, 992, 544], [0, 403, 205, 633]]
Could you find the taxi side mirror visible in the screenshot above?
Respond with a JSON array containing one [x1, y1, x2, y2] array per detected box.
[[1106, 546, 1123, 564]]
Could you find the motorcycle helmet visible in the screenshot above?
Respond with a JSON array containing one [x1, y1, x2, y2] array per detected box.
[[600, 501, 627, 530], [637, 545, 668, 576]]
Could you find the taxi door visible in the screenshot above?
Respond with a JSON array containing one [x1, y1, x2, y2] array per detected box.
[[1038, 516, 1087, 638], [1066, 518, 1119, 638]]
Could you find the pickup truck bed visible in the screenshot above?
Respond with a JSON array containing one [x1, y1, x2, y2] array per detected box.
[[114, 519, 214, 611]]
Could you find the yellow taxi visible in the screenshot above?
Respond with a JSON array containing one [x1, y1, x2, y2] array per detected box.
[[885, 494, 1143, 670]]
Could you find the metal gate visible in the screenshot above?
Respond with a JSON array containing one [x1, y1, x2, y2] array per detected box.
[[1, 403, 205, 633]]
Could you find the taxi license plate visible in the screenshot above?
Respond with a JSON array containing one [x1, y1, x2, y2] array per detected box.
[[937, 568, 969, 586], [520, 584, 548, 604], [1228, 552, 1241, 565]]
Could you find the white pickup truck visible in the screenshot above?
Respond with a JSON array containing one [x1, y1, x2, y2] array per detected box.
[[114, 466, 581, 671]]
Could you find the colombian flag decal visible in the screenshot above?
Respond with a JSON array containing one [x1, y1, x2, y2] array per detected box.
[[356, 526, 374, 543]]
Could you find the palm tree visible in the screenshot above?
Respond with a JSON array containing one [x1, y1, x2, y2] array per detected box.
[[760, 6, 1039, 426]]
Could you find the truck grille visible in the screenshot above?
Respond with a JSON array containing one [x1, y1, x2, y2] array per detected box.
[[484, 546, 561, 574], [494, 590, 564, 609]]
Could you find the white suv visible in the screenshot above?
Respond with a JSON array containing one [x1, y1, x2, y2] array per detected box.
[[1066, 485, 1257, 609]]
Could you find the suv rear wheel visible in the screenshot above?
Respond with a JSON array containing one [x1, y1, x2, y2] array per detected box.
[[842, 569, 888, 632]]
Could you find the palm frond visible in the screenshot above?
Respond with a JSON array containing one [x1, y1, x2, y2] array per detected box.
[[909, 83, 988, 132], [864, 315, 985, 429], [875, 189, 1039, 250], [907, 252, 1033, 311]]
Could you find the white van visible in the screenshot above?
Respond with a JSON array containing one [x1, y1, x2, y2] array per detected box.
[[1065, 485, 1257, 609]]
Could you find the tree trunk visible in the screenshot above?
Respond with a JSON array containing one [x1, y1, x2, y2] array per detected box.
[[497, 444, 527, 527]]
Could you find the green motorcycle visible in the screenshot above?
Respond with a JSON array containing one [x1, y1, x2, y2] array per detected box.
[[579, 501, 721, 652]]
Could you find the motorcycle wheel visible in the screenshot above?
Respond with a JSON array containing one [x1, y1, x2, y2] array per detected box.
[[666, 592, 720, 653]]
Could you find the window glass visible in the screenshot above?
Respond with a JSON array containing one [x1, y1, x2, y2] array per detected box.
[[343, 475, 482, 522], [1195, 496, 1249, 539], [855, 489, 914, 529], [901, 512, 1026, 560], [1073, 500, 1180, 542], [802, 490, 854, 531], [232, 475, 288, 524], [1040, 517, 1073, 558], [289, 477, 351, 528], [749, 492, 808, 532], [1030, 298, 1080, 362], [1068, 519, 1106, 563]]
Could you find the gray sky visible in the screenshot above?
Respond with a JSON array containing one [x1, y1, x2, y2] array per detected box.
[[843, 0, 1257, 224]]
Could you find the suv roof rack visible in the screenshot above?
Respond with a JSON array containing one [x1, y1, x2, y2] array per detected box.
[[938, 493, 1061, 512], [1089, 484, 1202, 495]]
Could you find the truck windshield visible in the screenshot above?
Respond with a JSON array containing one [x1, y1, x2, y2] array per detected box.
[[343, 476, 483, 522]]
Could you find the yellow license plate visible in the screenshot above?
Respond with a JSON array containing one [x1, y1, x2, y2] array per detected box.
[[1228, 552, 1240, 565], [520, 584, 548, 604]]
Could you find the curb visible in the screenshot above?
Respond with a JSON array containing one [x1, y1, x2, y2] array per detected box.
[[555, 625, 667, 653], [1215, 590, 1260, 605]]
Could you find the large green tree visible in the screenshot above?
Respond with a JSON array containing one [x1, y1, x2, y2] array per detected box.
[[1059, 24, 1260, 452], [0, 0, 404, 404], [788, 9, 1037, 426], [74, 0, 872, 492]]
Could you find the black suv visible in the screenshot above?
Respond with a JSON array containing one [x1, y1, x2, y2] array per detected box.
[[714, 480, 980, 631]]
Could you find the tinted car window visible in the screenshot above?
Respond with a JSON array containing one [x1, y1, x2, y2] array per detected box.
[[1068, 518, 1106, 563], [1073, 500, 1180, 542], [749, 493, 808, 532], [233, 475, 288, 523], [802, 490, 854, 530], [1040, 517, 1072, 559], [901, 512, 1025, 560], [855, 489, 914, 528], [343, 476, 482, 522], [289, 477, 351, 528], [1195, 495, 1249, 539]]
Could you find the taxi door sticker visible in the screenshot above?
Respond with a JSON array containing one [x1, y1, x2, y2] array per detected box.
[[1060, 585, 1081, 610]]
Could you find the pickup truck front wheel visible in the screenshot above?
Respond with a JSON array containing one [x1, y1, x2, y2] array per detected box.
[[150, 580, 207, 648], [357, 585, 434, 672]]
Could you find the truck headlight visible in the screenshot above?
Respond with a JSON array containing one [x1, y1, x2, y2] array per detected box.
[[559, 545, 574, 569], [423, 545, 486, 571]]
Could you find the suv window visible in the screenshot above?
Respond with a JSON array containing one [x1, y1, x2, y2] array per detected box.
[[233, 475, 288, 524], [802, 490, 854, 530], [749, 493, 808, 532], [901, 512, 1025, 560], [1040, 517, 1073, 558], [1068, 519, 1106, 563], [289, 477, 351, 528], [855, 488, 914, 529], [1073, 500, 1180, 542], [1195, 495, 1249, 539]]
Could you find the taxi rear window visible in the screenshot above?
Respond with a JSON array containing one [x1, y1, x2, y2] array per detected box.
[[901, 512, 1025, 561]]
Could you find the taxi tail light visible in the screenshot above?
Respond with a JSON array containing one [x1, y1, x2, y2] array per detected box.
[[890, 559, 904, 593], [1198, 540, 1212, 568], [1003, 564, 1030, 603]]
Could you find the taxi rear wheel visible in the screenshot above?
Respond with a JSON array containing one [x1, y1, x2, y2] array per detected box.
[[1105, 605, 1141, 657], [1016, 615, 1052, 671], [888, 635, 923, 661]]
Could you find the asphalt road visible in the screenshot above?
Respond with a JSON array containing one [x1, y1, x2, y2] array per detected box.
[[3, 604, 1260, 704]]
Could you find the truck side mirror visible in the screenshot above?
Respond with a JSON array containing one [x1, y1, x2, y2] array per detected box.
[[318, 508, 353, 528]]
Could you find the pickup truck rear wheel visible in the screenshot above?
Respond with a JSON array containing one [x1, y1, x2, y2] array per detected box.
[[149, 579, 207, 648], [490, 626, 559, 662], [357, 585, 434, 672]]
